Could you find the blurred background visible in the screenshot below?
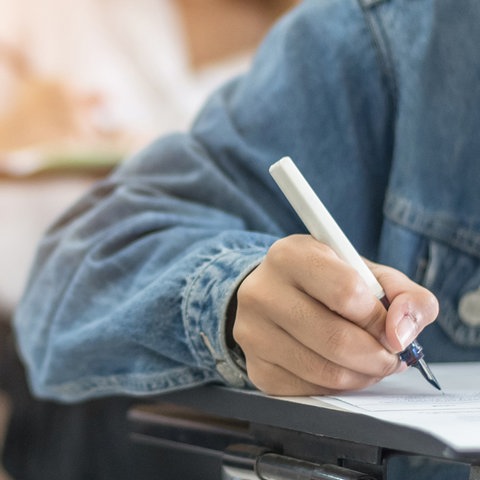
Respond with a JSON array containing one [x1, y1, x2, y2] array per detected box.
[[0, 0, 299, 478], [0, 0, 299, 312]]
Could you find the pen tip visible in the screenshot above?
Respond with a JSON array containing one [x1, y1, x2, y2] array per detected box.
[[417, 358, 442, 391], [428, 376, 442, 391]]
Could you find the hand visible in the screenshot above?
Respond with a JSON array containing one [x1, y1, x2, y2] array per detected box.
[[233, 234, 439, 396]]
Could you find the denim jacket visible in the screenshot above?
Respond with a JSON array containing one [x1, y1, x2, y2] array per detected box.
[[15, 0, 480, 402]]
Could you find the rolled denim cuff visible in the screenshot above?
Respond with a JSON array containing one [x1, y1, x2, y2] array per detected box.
[[183, 234, 275, 388]]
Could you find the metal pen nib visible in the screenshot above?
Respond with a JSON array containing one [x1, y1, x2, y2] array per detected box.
[[399, 341, 442, 391]]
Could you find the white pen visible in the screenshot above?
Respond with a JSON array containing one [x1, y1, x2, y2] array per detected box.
[[269, 156, 441, 390]]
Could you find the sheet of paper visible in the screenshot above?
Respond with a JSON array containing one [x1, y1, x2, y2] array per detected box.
[[310, 362, 480, 452]]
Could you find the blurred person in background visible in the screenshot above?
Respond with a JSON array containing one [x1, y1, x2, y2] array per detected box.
[[0, 0, 298, 318]]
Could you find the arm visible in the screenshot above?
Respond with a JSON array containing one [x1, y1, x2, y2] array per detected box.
[[15, 1, 404, 401]]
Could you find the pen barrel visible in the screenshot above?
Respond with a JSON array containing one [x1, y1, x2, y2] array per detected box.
[[379, 295, 390, 310], [270, 157, 440, 389], [269, 157, 384, 299]]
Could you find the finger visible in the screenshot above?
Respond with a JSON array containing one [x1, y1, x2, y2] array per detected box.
[[272, 236, 386, 339], [271, 296, 400, 378], [247, 351, 383, 397], [368, 262, 439, 352], [236, 310, 398, 389], [245, 358, 341, 397], [247, 267, 399, 377]]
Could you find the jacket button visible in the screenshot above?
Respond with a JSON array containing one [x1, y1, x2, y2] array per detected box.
[[459, 287, 480, 327]]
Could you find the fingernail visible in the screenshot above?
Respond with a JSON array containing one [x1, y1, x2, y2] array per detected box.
[[395, 313, 418, 350]]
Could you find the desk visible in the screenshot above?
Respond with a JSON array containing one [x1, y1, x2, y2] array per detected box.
[[129, 386, 480, 480]]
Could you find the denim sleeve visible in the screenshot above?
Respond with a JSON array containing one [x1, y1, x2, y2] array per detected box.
[[14, 0, 392, 402], [15, 137, 279, 401]]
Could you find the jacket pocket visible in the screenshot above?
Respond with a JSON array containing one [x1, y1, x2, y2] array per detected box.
[[419, 239, 480, 346], [384, 194, 480, 347]]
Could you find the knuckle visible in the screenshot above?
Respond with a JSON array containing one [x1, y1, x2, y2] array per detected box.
[[331, 274, 367, 312], [267, 237, 297, 266], [237, 271, 260, 303], [236, 270, 270, 312], [232, 319, 255, 348], [319, 361, 350, 390], [292, 348, 318, 380], [324, 325, 350, 357]]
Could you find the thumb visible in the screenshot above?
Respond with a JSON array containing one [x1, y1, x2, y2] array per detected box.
[[368, 262, 439, 353]]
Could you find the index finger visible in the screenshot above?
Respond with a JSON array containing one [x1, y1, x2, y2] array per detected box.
[[287, 236, 388, 342]]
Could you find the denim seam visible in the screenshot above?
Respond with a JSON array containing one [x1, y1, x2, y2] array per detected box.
[[384, 192, 480, 258], [357, 0, 398, 114]]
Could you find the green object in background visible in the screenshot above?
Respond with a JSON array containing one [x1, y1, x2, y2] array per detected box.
[[0, 146, 124, 177]]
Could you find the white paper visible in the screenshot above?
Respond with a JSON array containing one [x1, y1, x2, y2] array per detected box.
[[308, 362, 480, 452]]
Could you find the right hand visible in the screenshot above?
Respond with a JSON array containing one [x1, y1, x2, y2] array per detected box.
[[232, 234, 438, 396]]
